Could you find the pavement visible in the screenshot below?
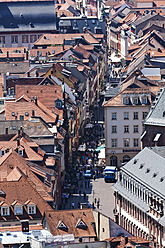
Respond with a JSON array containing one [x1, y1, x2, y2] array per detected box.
[[62, 176, 115, 219]]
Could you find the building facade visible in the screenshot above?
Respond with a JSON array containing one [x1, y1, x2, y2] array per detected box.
[[112, 147, 165, 247], [104, 89, 151, 167]]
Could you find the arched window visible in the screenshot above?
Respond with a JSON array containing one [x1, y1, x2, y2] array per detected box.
[[123, 155, 131, 163], [110, 155, 117, 166]]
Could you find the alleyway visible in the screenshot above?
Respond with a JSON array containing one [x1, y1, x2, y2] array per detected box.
[[62, 176, 115, 219]]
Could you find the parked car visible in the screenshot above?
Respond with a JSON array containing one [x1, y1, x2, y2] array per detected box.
[[84, 170, 92, 179]]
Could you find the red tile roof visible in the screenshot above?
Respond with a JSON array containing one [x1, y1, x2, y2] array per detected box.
[[43, 209, 96, 238]]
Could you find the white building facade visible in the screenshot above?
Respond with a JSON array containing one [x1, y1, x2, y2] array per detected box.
[[104, 89, 151, 167], [112, 147, 165, 247]]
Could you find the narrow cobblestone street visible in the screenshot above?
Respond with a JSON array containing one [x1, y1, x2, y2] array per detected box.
[[62, 176, 115, 219]]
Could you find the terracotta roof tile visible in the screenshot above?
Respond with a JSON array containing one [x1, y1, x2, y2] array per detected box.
[[5, 94, 58, 124], [0, 176, 52, 222], [43, 209, 96, 238]]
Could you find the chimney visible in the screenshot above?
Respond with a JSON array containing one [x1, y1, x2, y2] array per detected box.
[[148, 37, 151, 45], [32, 110, 35, 116], [63, 39, 65, 51], [27, 71, 30, 77], [26, 51, 28, 61], [7, 51, 9, 58], [3, 73, 6, 91], [34, 96, 37, 105], [125, 236, 128, 244], [21, 220, 29, 233], [49, 75, 51, 79], [17, 137, 20, 147]]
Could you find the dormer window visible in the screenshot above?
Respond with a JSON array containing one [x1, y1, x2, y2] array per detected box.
[[1, 206, 10, 216], [12, 112, 15, 116], [55, 99, 62, 109], [75, 218, 88, 229], [18, 149, 23, 156], [123, 97, 129, 105], [142, 97, 147, 104], [27, 205, 36, 215], [14, 205, 23, 215], [25, 112, 29, 116], [133, 97, 138, 104], [57, 220, 68, 230]]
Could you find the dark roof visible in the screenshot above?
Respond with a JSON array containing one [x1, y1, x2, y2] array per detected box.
[[59, 17, 106, 35], [144, 87, 165, 126], [0, 1, 57, 33]]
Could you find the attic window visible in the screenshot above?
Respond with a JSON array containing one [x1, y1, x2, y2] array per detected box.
[[123, 97, 129, 105], [12, 112, 15, 116], [133, 97, 138, 104], [75, 218, 88, 229], [146, 168, 150, 173], [133, 159, 138, 164], [0, 190, 6, 197], [160, 177, 164, 182], [38, 126, 41, 129], [142, 97, 147, 104], [26, 90, 29, 93], [139, 163, 144, 169], [25, 112, 29, 116], [57, 220, 68, 230], [28, 126, 31, 129]]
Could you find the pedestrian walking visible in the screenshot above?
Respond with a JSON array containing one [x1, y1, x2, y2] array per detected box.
[[88, 179, 90, 188], [94, 175, 96, 181], [95, 198, 97, 204], [72, 202, 75, 209], [88, 202, 91, 208], [97, 201, 100, 209], [92, 202, 95, 209], [83, 191, 86, 199]]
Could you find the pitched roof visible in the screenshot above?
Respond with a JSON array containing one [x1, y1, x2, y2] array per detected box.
[[15, 84, 63, 118], [43, 209, 96, 238], [144, 87, 165, 126], [0, 1, 57, 32], [0, 176, 52, 222], [5, 94, 58, 124], [0, 150, 53, 202], [34, 33, 100, 46]]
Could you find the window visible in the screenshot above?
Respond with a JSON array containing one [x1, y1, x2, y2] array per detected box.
[[133, 125, 139, 133], [112, 125, 117, 133], [55, 101, 62, 108], [27, 205, 36, 214], [19, 115, 24, 120], [11, 36, 18, 43], [124, 112, 129, 120], [133, 112, 138, 120], [12, 112, 15, 116], [123, 97, 129, 105], [18, 150, 23, 156], [134, 138, 139, 147], [0, 36, 5, 44], [22, 35, 28, 43], [112, 139, 117, 148], [143, 112, 148, 119], [1, 207, 10, 216], [25, 112, 29, 116], [124, 138, 129, 147], [112, 112, 117, 120], [124, 125, 129, 133], [30, 35, 37, 43], [142, 97, 147, 104], [14, 206, 23, 215], [0, 100, 4, 105], [133, 97, 138, 104]]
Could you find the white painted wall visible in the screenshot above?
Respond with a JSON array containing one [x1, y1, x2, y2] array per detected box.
[[105, 106, 150, 151]]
